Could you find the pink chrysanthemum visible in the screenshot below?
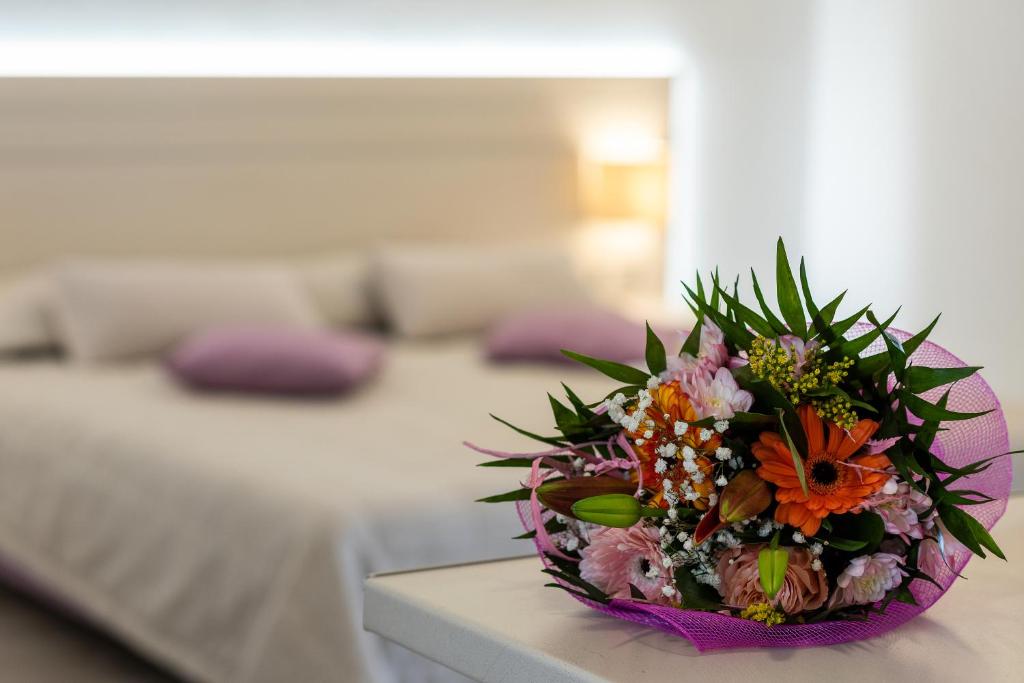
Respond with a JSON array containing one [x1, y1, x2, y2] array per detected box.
[[578, 524, 673, 604], [917, 519, 967, 580], [683, 366, 754, 420], [661, 317, 729, 381], [859, 481, 936, 541], [830, 553, 907, 607]]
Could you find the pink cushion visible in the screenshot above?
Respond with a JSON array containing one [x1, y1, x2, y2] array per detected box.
[[485, 307, 669, 365], [167, 326, 385, 395]]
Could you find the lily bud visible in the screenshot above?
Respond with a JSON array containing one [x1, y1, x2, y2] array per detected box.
[[758, 545, 790, 600], [719, 470, 772, 523], [693, 471, 774, 545], [693, 502, 724, 545], [571, 494, 664, 528], [536, 476, 635, 518]]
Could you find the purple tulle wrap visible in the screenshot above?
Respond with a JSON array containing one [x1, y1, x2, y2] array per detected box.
[[517, 329, 1012, 650]]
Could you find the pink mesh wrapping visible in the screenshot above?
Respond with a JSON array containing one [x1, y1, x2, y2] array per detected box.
[[516, 328, 1012, 650]]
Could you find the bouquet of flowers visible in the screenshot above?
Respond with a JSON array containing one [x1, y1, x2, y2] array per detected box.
[[471, 239, 1014, 649]]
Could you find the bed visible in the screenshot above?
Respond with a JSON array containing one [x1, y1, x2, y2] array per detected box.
[[0, 338, 614, 682], [0, 76, 672, 682]]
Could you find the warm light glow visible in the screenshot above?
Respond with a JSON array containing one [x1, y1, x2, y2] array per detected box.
[[579, 127, 667, 221], [582, 127, 666, 165], [579, 161, 667, 222], [0, 41, 682, 77]]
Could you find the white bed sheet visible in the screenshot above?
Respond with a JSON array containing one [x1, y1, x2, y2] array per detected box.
[[0, 339, 614, 683]]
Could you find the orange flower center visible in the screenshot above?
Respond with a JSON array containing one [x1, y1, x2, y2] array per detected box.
[[805, 454, 845, 495]]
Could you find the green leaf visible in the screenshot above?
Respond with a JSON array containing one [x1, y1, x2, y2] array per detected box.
[[855, 351, 890, 377], [824, 537, 869, 552], [709, 268, 722, 312], [681, 317, 702, 356], [549, 393, 582, 436], [543, 583, 608, 604], [937, 488, 995, 506], [645, 322, 667, 375], [887, 441, 922, 485], [938, 503, 1006, 560], [476, 488, 532, 503], [829, 304, 871, 340], [839, 308, 900, 357], [490, 414, 566, 447], [891, 585, 919, 606], [812, 290, 847, 338], [775, 238, 807, 338], [905, 366, 982, 394], [541, 568, 610, 603], [731, 274, 742, 324], [750, 269, 789, 335], [940, 449, 1020, 487], [673, 567, 723, 610], [682, 282, 754, 347], [824, 511, 885, 553], [778, 409, 809, 497], [798, 257, 821, 324], [716, 285, 776, 338], [902, 392, 992, 422], [903, 314, 941, 356], [561, 383, 596, 420], [868, 310, 908, 378], [914, 388, 950, 451], [561, 350, 650, 385], [729, 411, 778, 427]]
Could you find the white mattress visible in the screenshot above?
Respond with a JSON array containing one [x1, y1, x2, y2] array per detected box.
[[0, 339, 613, 683]]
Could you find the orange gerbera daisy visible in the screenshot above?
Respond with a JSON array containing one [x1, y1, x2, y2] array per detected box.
[[752, 404, 891, 536], [625, 381, 721, 510]]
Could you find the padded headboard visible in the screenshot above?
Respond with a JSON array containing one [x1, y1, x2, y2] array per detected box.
[[0, 77, 668, 272]]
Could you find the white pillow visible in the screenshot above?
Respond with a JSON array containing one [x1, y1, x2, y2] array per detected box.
[[0, 272, 58, 355], [293, 254, 375, 328], [54, 261, 322, 363], [372, 243, 591, 337]]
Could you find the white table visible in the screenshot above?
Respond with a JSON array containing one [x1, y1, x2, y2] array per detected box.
[[365, 497, 1024, 682]]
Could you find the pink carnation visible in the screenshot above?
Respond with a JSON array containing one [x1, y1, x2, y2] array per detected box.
[[829, 553, 907, 607], [578, 524, 673, 604], [717, 544, 828, 614], [683, 367, 754, 420], [662, 317, 729, 381]]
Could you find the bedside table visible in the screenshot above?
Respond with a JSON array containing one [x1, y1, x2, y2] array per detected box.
[[365, 496, 1023, 683]]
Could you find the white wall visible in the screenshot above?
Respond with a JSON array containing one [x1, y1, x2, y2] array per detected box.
[[801, 1, 1024, 456]]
